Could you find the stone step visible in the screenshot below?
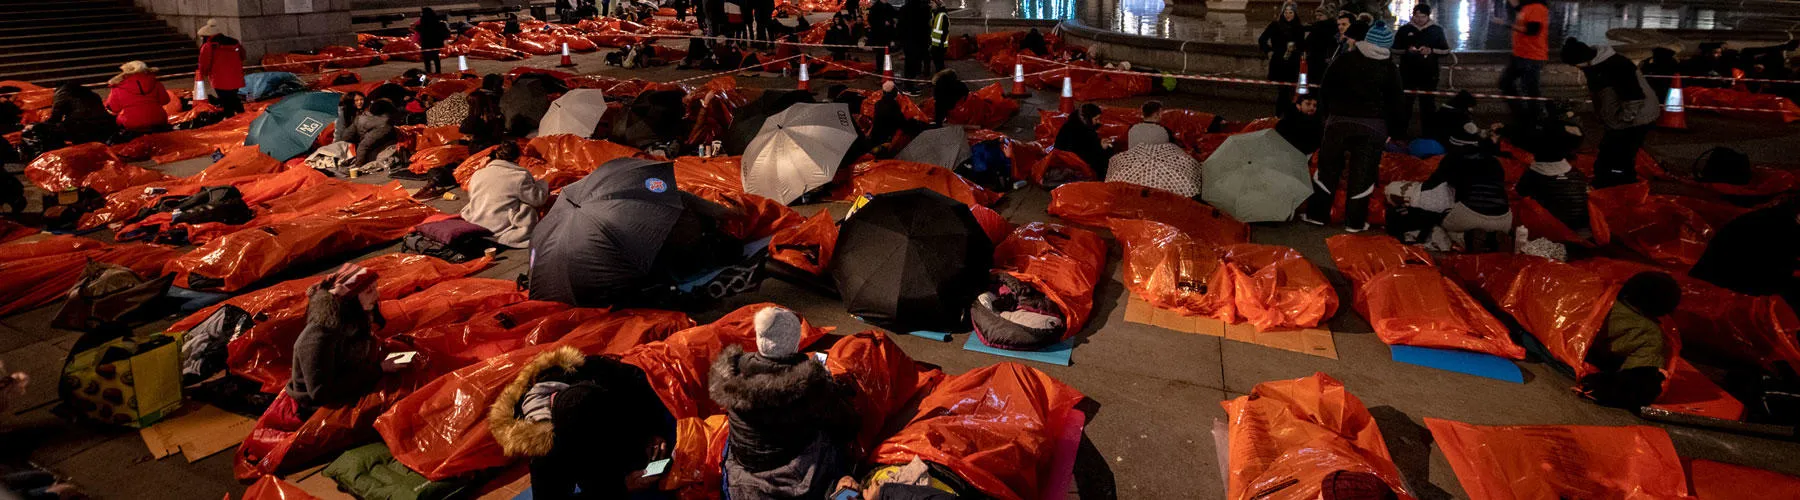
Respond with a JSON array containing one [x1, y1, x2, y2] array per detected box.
[[0, 18, 169, 36], [0, 47, 192, 75], [0, 11, 147, 28], [0, 32, 183, 54], [24, 63, 200, 88], [0, 54, 196, 84], [0, 39, 193, 65], [0, 0, 131, 13], [0, 25, 171, 46], [0, 6, 141, 21]]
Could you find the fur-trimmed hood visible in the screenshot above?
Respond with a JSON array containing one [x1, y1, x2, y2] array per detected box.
[[707, 345, 829, 413], [488, 346, 586, 458]]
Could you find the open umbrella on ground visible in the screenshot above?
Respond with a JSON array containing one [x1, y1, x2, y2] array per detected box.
[[501, 73, 565, 137], [723, 89, 815, 155], [897, 126, 973, 170], [528, 157, 685, 307], [1201, 128, 1311, 223], [537, 88, 608, 138], [1106, 142, 1203, 198], [244, 91, 340, 161], [831, 188, 994, 332], [741, 102, 857, 204]]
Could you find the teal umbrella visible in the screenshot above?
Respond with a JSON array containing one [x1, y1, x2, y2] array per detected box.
[[245, 91, 341, 161]]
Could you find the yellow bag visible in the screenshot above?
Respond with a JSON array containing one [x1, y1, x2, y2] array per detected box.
[[59, 331, 183, 427]]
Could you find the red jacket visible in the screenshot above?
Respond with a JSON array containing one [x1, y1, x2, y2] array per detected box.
[[197, 35, 246, 90], [106, 72, 171, 131]]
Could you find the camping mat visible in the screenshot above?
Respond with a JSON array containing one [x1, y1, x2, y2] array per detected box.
[[1124, 296, 1337, 359]]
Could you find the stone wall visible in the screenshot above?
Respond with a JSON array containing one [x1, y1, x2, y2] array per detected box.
[[133, 0, 357, 60]]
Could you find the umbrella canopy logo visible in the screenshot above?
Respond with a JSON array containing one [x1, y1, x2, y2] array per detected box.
[[644, 177, 668, 193], [295, 117, 324, 137]]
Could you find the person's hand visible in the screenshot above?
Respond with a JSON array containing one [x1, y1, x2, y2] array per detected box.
[[835, 477, 861, 494], [645, 436, 671, 461]]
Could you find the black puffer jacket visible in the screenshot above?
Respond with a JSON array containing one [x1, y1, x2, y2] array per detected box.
[[1426, 146, 1511, 216], [708, 345, 857, 498], [49, 84, 117, 142], [1517, 165, 1590, 231], [1320, 43, 1405, 132]]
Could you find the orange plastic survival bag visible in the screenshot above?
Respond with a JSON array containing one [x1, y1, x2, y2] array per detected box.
[[841, 160, 1002, 206], [1589, 182, 1749, 268], [994, 223, 1108, 335], [80, 147, 290, 230], [1106, 218, 1233, 320], [1217, 243, 1338, 331], [686, 184, 804, 241], [239, 475, 317, 500], [1688, 459, 1800, 500], [1221, 373, 1413, 500], [873, 363, 1086, 500], [24, 143, 173, 193], [1440, 254, 1622, 379], [920, 83, 1021, 130], [0, 241, 182, 317], [672, 155, 745, 195], [1048, 181, 1250, 245], [825, 331, 943, 460], [1326, 235, 1525, 359], [1424, 418, 1691, 500], [771, 210, 838, 277], [1573, 258, 1800, 377]]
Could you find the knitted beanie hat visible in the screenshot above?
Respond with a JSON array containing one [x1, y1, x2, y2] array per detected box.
[[1363, 21, 1395, 49]]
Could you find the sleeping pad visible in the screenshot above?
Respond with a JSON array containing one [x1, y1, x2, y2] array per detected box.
[[973, 223, 1107, 349]]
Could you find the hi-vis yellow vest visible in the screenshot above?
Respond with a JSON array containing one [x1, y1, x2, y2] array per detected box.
[[930, 11, 950, 47]]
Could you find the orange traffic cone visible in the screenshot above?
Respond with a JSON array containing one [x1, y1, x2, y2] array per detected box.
[[193, 80, 207, 102], [797, 55, 810, 91], [1008, 63, 1028, 97], [558, 43, 575, 68], [883, 50, 894, 82], [458, 55, 470, 73], [1657, 73, 1687, 130], [1059, 75, 1074, 114], [1295, 59, 1309, 100]]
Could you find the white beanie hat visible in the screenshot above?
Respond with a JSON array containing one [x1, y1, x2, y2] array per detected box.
[[753, 307, 802, 359], [197, 19, 221, 37]]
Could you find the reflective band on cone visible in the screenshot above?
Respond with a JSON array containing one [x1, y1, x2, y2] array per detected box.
[[797, 56, 810, 90], [458, 55, 470, 72], [1010, 63, 1027, 96], [883, 51, 894, 82], [194, 80, 207, 102], [1059, 75, 1073, 114], [558, 43, 575, 67], [1296, 59, 1309, 97], [1657, 73, 1688, 130]]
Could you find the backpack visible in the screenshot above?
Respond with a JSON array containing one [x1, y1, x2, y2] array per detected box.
[[52, 261, 174, 332], [1694, 147, 1752, 185], [401, 218, 494, 263], [169, 186, 253, 226]]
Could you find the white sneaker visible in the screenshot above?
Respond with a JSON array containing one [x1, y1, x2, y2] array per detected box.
[[1298, 214, 1326, 226], [1345, 223, 1370, 233]]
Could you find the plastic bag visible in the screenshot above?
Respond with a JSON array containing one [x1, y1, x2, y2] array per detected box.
[[318, 45, 383, 68], [1106, 218, 1233, 319], [407, 145, 470, 174], [873, 363, 1086, 500], [840, 160, 1001, 206], [993, 223, 1107, 335], [1326, 234, 1525, 359], [1025, 149, 1096, 186], [1221, 373, 1412, 500], [240, 475, 317, 499], [111, 109, 258, 163], [1687, 87, 1800, 123], [686, 184, 803, 241], [80, 146, 288, 230], [25, 143, 173, 194], [525, 135, 644, 191], [179, 177, 409, 245], [1425, 418, 1690, 500], [164, 198, 436, 292], [1072, 69, 1152, 101], [921, 84, 1020, 130], [1048, 181, 1249, 245], [1688, 459, 1800, 500], [0, 242, 181, 317], [1590, 182, 1748, 268], [0, 234, 104, 262], [771, 211, 838, 277], [824, 331, 942, 459], [673, 155, 745, 194], [1217, 244, 1338, 330], [1572, 258, 1800, 378], [1439, 254, 1621, 379], [1512, 197, 1612, 247]]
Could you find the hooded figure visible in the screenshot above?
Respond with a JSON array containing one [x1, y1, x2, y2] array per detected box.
[[196, 19, 247, 116], [1306, 20, 1403, 231], [1561, 38, 1658, 187], [1581, 272, 1679, 409], [1258, 1, 1307, 106], [287, 264, 386, 408], [104, 61, 171, 133], [491, 348, 674, 499], [45, 83, 116, 145], [709, 307, 857, 499], [462, 142, 548, 248]]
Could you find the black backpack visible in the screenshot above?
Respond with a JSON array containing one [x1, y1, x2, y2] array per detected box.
[[169, 186, 253, 226], [1695, 147, 1752, 185]]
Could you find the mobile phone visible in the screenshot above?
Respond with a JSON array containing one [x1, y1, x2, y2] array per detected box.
[[832, 488, 862, 500], [385, 351, 418, 365], [641, 458, 672, 477]]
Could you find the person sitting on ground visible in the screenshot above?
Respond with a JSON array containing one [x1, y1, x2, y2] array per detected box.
[[20, 84, 114, 156], [1689, 197, 1800, 308], [1428, 118, 1512, 251], [710, 307, 858, 499], [1126, 100, 1173, 150], [1580, 272, 1680, 409], [1020, 27, 1049, 57], [869, 81, 924, 158], [104, 61, 171, 136], [1515, 106, 1592, 239], [930, 69, 969, 127], [1054, 103, 1112, 178], [288, 264, 395, 408], [402, 93, 435, 126], [343, 99, 400, 168], [462, 142, 548, 248], [1275, 94, 1322, 153], [1426, 90, 1476, 146], [491, 349, 673, 499], [334, 91, 366, 143]]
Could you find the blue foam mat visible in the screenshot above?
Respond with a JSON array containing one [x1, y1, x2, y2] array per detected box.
[[907, 331, 954, 341], [962, 334, 1075, 366], [1389, 345, 1523, 383]]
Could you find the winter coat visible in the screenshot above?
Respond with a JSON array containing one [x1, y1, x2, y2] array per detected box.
[[1303, 19, 1341, 62], [1394, 22, 1448, 75], [708, 345, 856, 498], [1690, 205, 1800, 296], [1591, 302, 1669, 373], [1425, 147, 1510, 217], [286, 288, 384, 407], [490, 347, 673, 500], [105, 72, 170, 132], [462, 159, 548, 248], [416, 19, 451, 50], [197, 34, 246, 90], [1516, 163, 1590, 231], [1320, 42, 1405, 133], [344, 112, 397, 167], [49, 85, 116, 142], [1579, 46, 1660, 130], [1053, 118, 1108, 177], [1258, 19, 1305, 63]]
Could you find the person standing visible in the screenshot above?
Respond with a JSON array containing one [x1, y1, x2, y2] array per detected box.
[[415, 8, 451, 74], [1394, 3, 1448, 138], [1304, 20, 1403, 232], [194, 19, 246, 117], [1259, 1, 1306, 110], [104, 61, 171, 136], [928, 0, 952, 75], [1303, 10, 1345, 88], [1494, 0, 1549, 123], [1560, 37, 1658, 187], [899, 0, 932, 93]]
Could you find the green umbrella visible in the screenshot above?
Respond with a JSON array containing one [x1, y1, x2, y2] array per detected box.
[[245, 91, 341, 161]]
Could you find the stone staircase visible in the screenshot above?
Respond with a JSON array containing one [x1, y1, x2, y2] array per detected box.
[[0, 0, 197, 88]]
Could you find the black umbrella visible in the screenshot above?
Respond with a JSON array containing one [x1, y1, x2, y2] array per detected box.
[[528, 157, 685, 307], [724, 89, 815, 155], [830, 188, 994, 332], [501, 73, 565, 136]]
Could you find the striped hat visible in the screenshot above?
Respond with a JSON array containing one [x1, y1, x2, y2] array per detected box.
[[1364, 21, 1395, 49]]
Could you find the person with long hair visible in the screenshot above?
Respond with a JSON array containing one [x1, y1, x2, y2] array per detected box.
[[1259, 1, 1307, 110]]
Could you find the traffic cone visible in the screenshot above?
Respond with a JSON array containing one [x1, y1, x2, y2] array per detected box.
[[1657, 73, 1687, 130], [1059, 75, 1074, 114], [796, 55, 810, 91], [193, 80, 207, 102], [883, 50, 894, 82], [458, 55, 470, 72], [1008, 63, 1028, 97], [1295, 59, 1309, 99], [558, 43, 575, 68]]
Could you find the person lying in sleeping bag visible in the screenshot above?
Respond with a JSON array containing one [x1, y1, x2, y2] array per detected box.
[[833, 457, 980, 500], [490, 350, 676, 499], [1580, 272, 1680, 409]]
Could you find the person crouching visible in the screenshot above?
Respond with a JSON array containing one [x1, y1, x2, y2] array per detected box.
[[709, 307, 858, 499]]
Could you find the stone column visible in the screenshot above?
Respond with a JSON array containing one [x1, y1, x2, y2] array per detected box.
[[136, 0, 356, 61]]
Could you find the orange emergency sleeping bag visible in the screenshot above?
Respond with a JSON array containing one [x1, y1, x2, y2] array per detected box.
[[1221, 372, 1413, 500], [164, 198, 436, 292], [1048, 181, 1250, 243], [1425, 418, 1690, 500], [1326, 234, 1525, 359], [1107, 219, 1337, 330], [873, 362, 1086, 500]]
